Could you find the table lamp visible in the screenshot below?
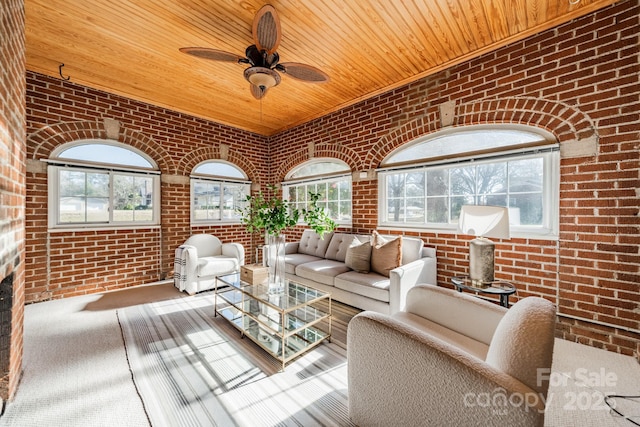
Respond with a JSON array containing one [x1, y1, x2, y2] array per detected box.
[[457, 205, 510, 287]]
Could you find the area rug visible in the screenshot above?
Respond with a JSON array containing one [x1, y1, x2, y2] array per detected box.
[[118, 292, 357, 427]]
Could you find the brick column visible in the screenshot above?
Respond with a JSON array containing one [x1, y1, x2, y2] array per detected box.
[[0, 0, 26, 401]]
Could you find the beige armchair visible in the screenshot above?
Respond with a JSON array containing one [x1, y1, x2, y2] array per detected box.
[[347, 284, 556, 427], [174, 234, 244, 295]]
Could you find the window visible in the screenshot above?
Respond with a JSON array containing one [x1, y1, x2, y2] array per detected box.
[[283, 159, 352, 225], [378, 125, 559, 238], [191, 161, 250, 223], [48, 140, 160, 228]]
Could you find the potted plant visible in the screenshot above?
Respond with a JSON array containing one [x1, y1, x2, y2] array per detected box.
[[302, 191, 337, 239], [239, 185, 336, 292]]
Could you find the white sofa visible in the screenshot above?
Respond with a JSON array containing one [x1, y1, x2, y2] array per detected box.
[[174, 234, 244, 295], [281, 230, 437, 314], [348, 284, 557, 426]]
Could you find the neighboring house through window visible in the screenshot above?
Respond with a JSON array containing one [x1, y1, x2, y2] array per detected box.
[[48, 140, 160, 228], [283, 159, 352, 226], [191, 161, 250, 224], [378, 125, 560, 238]]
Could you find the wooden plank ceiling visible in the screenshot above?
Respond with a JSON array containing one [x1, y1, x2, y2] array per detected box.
[[25, 0, 617, 136]]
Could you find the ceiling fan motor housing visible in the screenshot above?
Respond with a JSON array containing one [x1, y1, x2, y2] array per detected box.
[[244, 66, 281, 89], [245, 44, 279, 68]]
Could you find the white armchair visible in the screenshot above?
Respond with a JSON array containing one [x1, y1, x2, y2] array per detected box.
[[174, 234, 244, 295], [348, 284, 556, 426]]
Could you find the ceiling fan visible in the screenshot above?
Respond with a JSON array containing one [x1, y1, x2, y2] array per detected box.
[[180, 4, 329, 100]]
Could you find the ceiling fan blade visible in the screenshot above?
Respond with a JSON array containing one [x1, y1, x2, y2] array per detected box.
[[252, 5, 281, 55], [250, 84, 267, 100], [278, 63, 329, 83], [179, 47, 243, 63]]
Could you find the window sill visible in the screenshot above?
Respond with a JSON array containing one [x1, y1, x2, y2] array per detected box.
[[48, 224, 161, 233]]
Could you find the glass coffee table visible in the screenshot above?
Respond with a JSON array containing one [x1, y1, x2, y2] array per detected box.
[[215, 272, 332, 371]]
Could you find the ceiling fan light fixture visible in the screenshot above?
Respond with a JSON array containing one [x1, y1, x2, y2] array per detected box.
[[244, 66, 281, 89], [181, 5, 326, 100]]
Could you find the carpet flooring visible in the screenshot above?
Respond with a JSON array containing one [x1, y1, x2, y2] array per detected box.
[[118, 292, 356, 427], [1, 282, 638, 427]]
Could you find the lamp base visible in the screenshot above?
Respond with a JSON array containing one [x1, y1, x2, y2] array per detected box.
[[469, 238, 495, 288]]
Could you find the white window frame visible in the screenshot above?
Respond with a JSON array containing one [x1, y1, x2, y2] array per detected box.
[[190, 160, 250, 225], [283, 175, 353, 226], [47, 141, 160, 229], [378, 126, 560, 239], [283, 158, 352, 227]]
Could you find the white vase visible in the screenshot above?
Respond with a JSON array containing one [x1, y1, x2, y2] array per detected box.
[[266, 234, 286, 293]]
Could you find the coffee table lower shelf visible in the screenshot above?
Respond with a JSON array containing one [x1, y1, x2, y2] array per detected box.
[[215, 274, 332, 371], [218, 306, 329, 365]]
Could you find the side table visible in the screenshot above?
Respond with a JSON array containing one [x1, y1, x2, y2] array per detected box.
[[451, 276, 516, 307]]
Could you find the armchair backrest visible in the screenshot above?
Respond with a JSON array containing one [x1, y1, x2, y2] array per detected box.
[[405, 284, 506, 346], [405, 284, 556, 397], [184, 234, 222, 257]]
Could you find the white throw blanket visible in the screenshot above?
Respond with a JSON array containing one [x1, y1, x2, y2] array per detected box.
[[173, 244, 197, 292]]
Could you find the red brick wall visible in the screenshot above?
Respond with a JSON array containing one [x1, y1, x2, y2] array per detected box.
[[1, 0, 26, 400], [25, 74, 269, 302], [271, 1, 640, 357], [23, 2, 639, 359]]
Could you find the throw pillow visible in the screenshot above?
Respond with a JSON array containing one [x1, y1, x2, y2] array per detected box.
[[370, 231, 402, 277], [345, 241, 372, 273]]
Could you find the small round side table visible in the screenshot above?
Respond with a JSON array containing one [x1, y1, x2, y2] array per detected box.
[[451, 276, 516, 308]]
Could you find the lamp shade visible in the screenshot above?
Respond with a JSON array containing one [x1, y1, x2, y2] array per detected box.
[[457, 205, 510, 239]]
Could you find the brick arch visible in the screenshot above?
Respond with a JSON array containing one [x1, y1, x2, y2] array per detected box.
[[365, 97, 597, 168], [274, 143, 361, 182], [364, 111, 440, 169], [176, 146, 261, 182], [27, 120, 175, 173]]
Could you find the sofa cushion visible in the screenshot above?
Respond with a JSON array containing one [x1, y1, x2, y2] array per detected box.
[[398, 236, 424, 264], [392, 311, 490, 360], [284, 253, 323, 275], [298, 229, 334, 258], [196, 256, 239, 277], [370, 232, 402, 277], [345, 241, 372, 273], [486, 296, 556, 395], [324, 233, 358, 262], [334, 271, 390, 302], [295, 259, 351, 286]]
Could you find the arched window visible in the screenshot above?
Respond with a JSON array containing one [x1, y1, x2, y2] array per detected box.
[[48, 140, 160, 228], [191, 160, 250, 223], [378, 125, 559, 238], [283, 159, 352, 225]]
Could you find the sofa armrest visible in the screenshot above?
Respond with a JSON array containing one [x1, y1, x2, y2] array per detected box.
[[388, 256, 437, 313], [261, 241, 299, 263], [222, 243, 245, 266], [348, 311, 546, 427], [284, 241, 299, 254]]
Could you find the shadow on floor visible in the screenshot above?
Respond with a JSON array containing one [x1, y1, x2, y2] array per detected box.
[[82, 282, 184, 311]]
